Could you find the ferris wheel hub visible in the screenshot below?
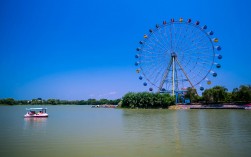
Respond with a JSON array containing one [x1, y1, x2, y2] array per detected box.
[[171, 52, 177, 57]]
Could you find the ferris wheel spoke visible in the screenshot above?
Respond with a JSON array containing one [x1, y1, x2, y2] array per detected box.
[[171, 24, 180, 52], [142, 43, 164, 54], [173, 23, 183, 48], [141, 55, 167, 69], [142, 62, 166, 86], [142, 34, 166, 51], [169, 23, 175, 51], [158, 29, 172, 52], [182, 51, 213, 59], [171, 23, 179, 52], [144, 52, 169, 59], [187, 36, 211, 50], [173, 24, 187, 53], [181, 53, 213, 63], [148, 31, 169, 52], [181, 46, 212, 54], [141, 42, 156, 50], [141, 48, 165, 56], [162, 25, 172, 50], [183, 48, 212, 58], [144, 38, 168, 54], [175, 23, 198, 52], [152, 30, 170, 51], [180, 39, 206, 54]]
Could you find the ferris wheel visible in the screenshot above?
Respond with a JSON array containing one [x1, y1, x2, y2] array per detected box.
[[135, 18, 222, 95]]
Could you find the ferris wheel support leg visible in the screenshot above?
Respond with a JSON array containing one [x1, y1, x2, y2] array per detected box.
[[175, 58, 197, 94], [158, 58, 173, 92], [175, 92, 179, 104], [172, 56, 175, 96]]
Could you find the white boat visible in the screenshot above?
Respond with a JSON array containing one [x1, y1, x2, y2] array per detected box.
[[24, 108, 48, 118]]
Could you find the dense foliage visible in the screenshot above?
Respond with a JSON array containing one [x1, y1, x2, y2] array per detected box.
[[185, 85, 251, 104], [202, 86, 228, 103], [0, 98, 15, 105], [121, 92, 175, 108], [232, 85, 251, 103]]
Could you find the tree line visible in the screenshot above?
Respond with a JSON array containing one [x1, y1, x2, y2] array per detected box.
[[184, 85, 251, 104], [1, 85, 250, 106], [0, 98, 121, 106]]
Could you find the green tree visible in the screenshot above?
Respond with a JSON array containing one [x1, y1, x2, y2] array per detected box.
[[202, 86, 228, 103], [99, 99, 109, 105], [121, 92, 137, 108], [184, 87, 199, 103], [1, 98, 15, 105], [87, 99, 97, 105], [47, 99, 60, 105], [224, 92, 232, 103], [232, 85, 251, 103], [109, 99, 121, 105], [162, 93, 175, 107], [212, 86, 228, 103], [202, 89, 213, 103]]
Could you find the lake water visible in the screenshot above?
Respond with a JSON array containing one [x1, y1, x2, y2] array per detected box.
[[0, 105, 251, 157]]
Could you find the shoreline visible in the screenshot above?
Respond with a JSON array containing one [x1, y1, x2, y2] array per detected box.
[[168, 104, 251, 110], [1, 104, 251, 110]]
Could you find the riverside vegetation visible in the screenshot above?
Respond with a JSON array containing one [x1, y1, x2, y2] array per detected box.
[[0, 85, 250, 108], [0, 98, 121, 106], [121, 85, 251, 108]]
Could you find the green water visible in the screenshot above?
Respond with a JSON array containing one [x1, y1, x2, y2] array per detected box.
[[0, 105, 250, 157]]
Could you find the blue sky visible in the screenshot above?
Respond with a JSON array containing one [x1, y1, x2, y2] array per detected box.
[[0, 0, 251, 100]]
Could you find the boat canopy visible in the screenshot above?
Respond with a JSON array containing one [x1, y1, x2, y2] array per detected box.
[[26, 108, 47, 110]]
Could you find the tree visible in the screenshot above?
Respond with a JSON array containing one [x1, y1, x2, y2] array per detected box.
[[202, 89, 213, 103], [47, 99, 60, 105], [121, 92, 137, 108], [109, 99, 121, 105], [224, 92, 232, 103], [87, 99, 97, 105], [1, 98, 15, 105], [162, 93, 175, 107], [212, 86, 228, 103], [202, 86, 228, 103], [99, 99, 109, 105], [232, 85, 251, 103], [184, 87, 200, 103]]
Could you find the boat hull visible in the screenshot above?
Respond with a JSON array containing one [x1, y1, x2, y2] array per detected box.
[[245, 107, 251, 110], [24, 113, 48, 118]]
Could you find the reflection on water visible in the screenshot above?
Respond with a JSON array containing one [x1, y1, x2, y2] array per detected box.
[[0, 106, 251, 157], [23, 118, 48, 130], [121, 109, 251, 157]]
